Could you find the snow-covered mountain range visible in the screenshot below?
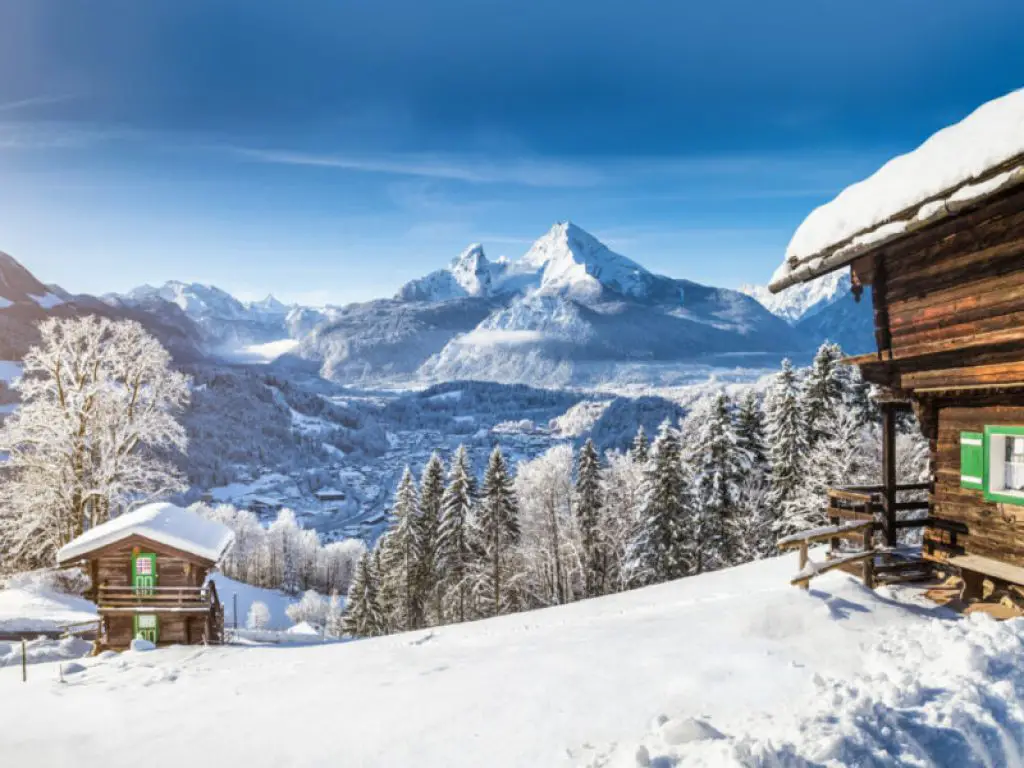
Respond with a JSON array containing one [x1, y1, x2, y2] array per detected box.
[[739, 270, 873, 355], [739, 270, 850, 324], [0, 252, 205, 362], [3, 219, 875, 384], [292, 222, 809, 385], [107, 282, 301, 349]]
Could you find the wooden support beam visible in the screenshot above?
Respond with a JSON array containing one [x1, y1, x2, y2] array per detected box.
[[881, 403, 898, 547]]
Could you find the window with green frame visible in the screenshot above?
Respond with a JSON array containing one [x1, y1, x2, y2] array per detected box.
[[961, 426, 1024, 505]]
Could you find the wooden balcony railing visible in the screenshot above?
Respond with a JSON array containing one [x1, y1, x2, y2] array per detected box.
[[826, 482, 932, 545], [98, 585, 216, 612]]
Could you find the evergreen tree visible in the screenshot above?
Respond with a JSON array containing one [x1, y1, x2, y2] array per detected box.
[[631, 425, 650, 464], [687, 393, 748, 572], [626, 420, 690, 586], [372, 541, 395, 634], [437, 445, 476, 623], [325, 590, 344, 638], [801, 342, 844, 449], [342, 552, 386, 638], [418, 452, 446, 624], [735, 389, 768, 475], [574, 439, 607, 597], [378, 467, 423, 630], [765, 359, 809, 537], [474, 446, 521, 617], [790, 407, 871, 532]]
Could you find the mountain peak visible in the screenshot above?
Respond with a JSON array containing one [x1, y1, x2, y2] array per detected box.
[[523, 221, 652, 300], [249, 294, 290, 315]]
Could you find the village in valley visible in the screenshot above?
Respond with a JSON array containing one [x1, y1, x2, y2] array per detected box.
[[3, 4, 1024, 767]]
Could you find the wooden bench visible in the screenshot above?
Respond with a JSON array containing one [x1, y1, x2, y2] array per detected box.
[[946, 553, 1024, 600]]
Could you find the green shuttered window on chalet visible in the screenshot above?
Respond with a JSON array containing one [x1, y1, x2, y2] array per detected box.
[[983, 425, 1024, 506], [960, 431, 984, 490]]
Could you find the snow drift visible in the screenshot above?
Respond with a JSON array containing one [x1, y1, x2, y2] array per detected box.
[[6, 552, 1023, 767]]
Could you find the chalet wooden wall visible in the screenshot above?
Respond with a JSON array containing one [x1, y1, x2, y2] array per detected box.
[[89, 539, 209, 594], [105, 615, 202, 647], [866, 185, 1024, 390], [927, 402, 1024, 567]]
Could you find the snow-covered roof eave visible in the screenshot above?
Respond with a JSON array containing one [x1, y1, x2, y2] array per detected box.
[[769, 160, 1024, 294], [771, 87, 1024, 294], [56, 503, 236, 566]]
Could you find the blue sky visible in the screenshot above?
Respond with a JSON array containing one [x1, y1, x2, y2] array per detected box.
[[0, 1, 1021, 305]]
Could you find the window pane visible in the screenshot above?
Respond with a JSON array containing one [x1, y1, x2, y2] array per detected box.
[[1014, 437, 1024, 460]]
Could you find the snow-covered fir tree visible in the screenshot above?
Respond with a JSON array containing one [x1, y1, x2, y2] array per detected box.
[[685, 393, 749, 572], [343, 551, 386, 638], [801, 342, 844, 450], [626, 420, 691, 586], [574, 438, 607, 597], [436, 445, 477, 623], [378, 467, 423, 631], [789, 406, 874, 533], [735, 389, 768, 476], [630, 425, 650, 463], [599, 449, 645, 592], [418, 451, 446, 624], [765, 359, 808, 537], [474, 446, 521, 617], [325, 591, 344, 638]]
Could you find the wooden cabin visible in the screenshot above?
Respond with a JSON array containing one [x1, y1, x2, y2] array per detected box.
[[57, 502, 235, 650], [771, 88, 1024, 597]]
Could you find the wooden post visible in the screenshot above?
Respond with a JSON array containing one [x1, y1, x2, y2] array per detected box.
[[21, 638, 27, 682], [798, 543, 809, 591], [882, 403, 897, 548]]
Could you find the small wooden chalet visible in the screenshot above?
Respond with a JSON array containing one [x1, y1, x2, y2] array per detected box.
[[772, 87, 1024, 598], [57, 502, 235, 650]]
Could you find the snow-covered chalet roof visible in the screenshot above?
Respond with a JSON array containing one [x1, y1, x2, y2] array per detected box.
[[770, 87, 1024, 293], [57, 502, 235, 565]]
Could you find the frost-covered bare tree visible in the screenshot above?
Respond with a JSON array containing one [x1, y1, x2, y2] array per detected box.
[[599, 449, 645, 591], [515, 444, 579, 607], [0, 317, 190, 571]]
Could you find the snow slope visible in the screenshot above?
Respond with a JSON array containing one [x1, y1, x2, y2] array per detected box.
[[0, 580, 97, 633], [8, 553, 1019, 768]]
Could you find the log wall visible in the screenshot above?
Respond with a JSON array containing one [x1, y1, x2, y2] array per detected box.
[[927, 403, 1024, 568], [104, 614, 203, 649], [89, 540, 209, 593], [859, 186, 1024, 578], [874, 185, 1024, 390]]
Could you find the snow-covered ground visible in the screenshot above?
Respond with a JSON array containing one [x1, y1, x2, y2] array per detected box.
[[7, 552, 1022, 767], [209, 573, 298, 631], [0, 573, 97, 634]]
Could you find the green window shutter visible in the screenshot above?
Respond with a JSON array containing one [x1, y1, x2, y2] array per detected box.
[[960, 431, 984, 490]]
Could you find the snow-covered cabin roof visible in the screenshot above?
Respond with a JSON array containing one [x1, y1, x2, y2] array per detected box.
[[770, 88, 1024, 293], [57, 503, 235, 565]]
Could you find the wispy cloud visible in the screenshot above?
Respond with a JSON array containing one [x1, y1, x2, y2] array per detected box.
[[0, 93, 76, 113], [229, 146, 606, 188], [227, 143, 883, 195]]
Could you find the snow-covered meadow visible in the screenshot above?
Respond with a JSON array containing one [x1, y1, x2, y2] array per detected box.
[[6, 552, 1023, 767]]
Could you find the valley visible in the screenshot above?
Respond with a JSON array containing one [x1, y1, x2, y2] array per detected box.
[[0, 220, 873, 547]]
